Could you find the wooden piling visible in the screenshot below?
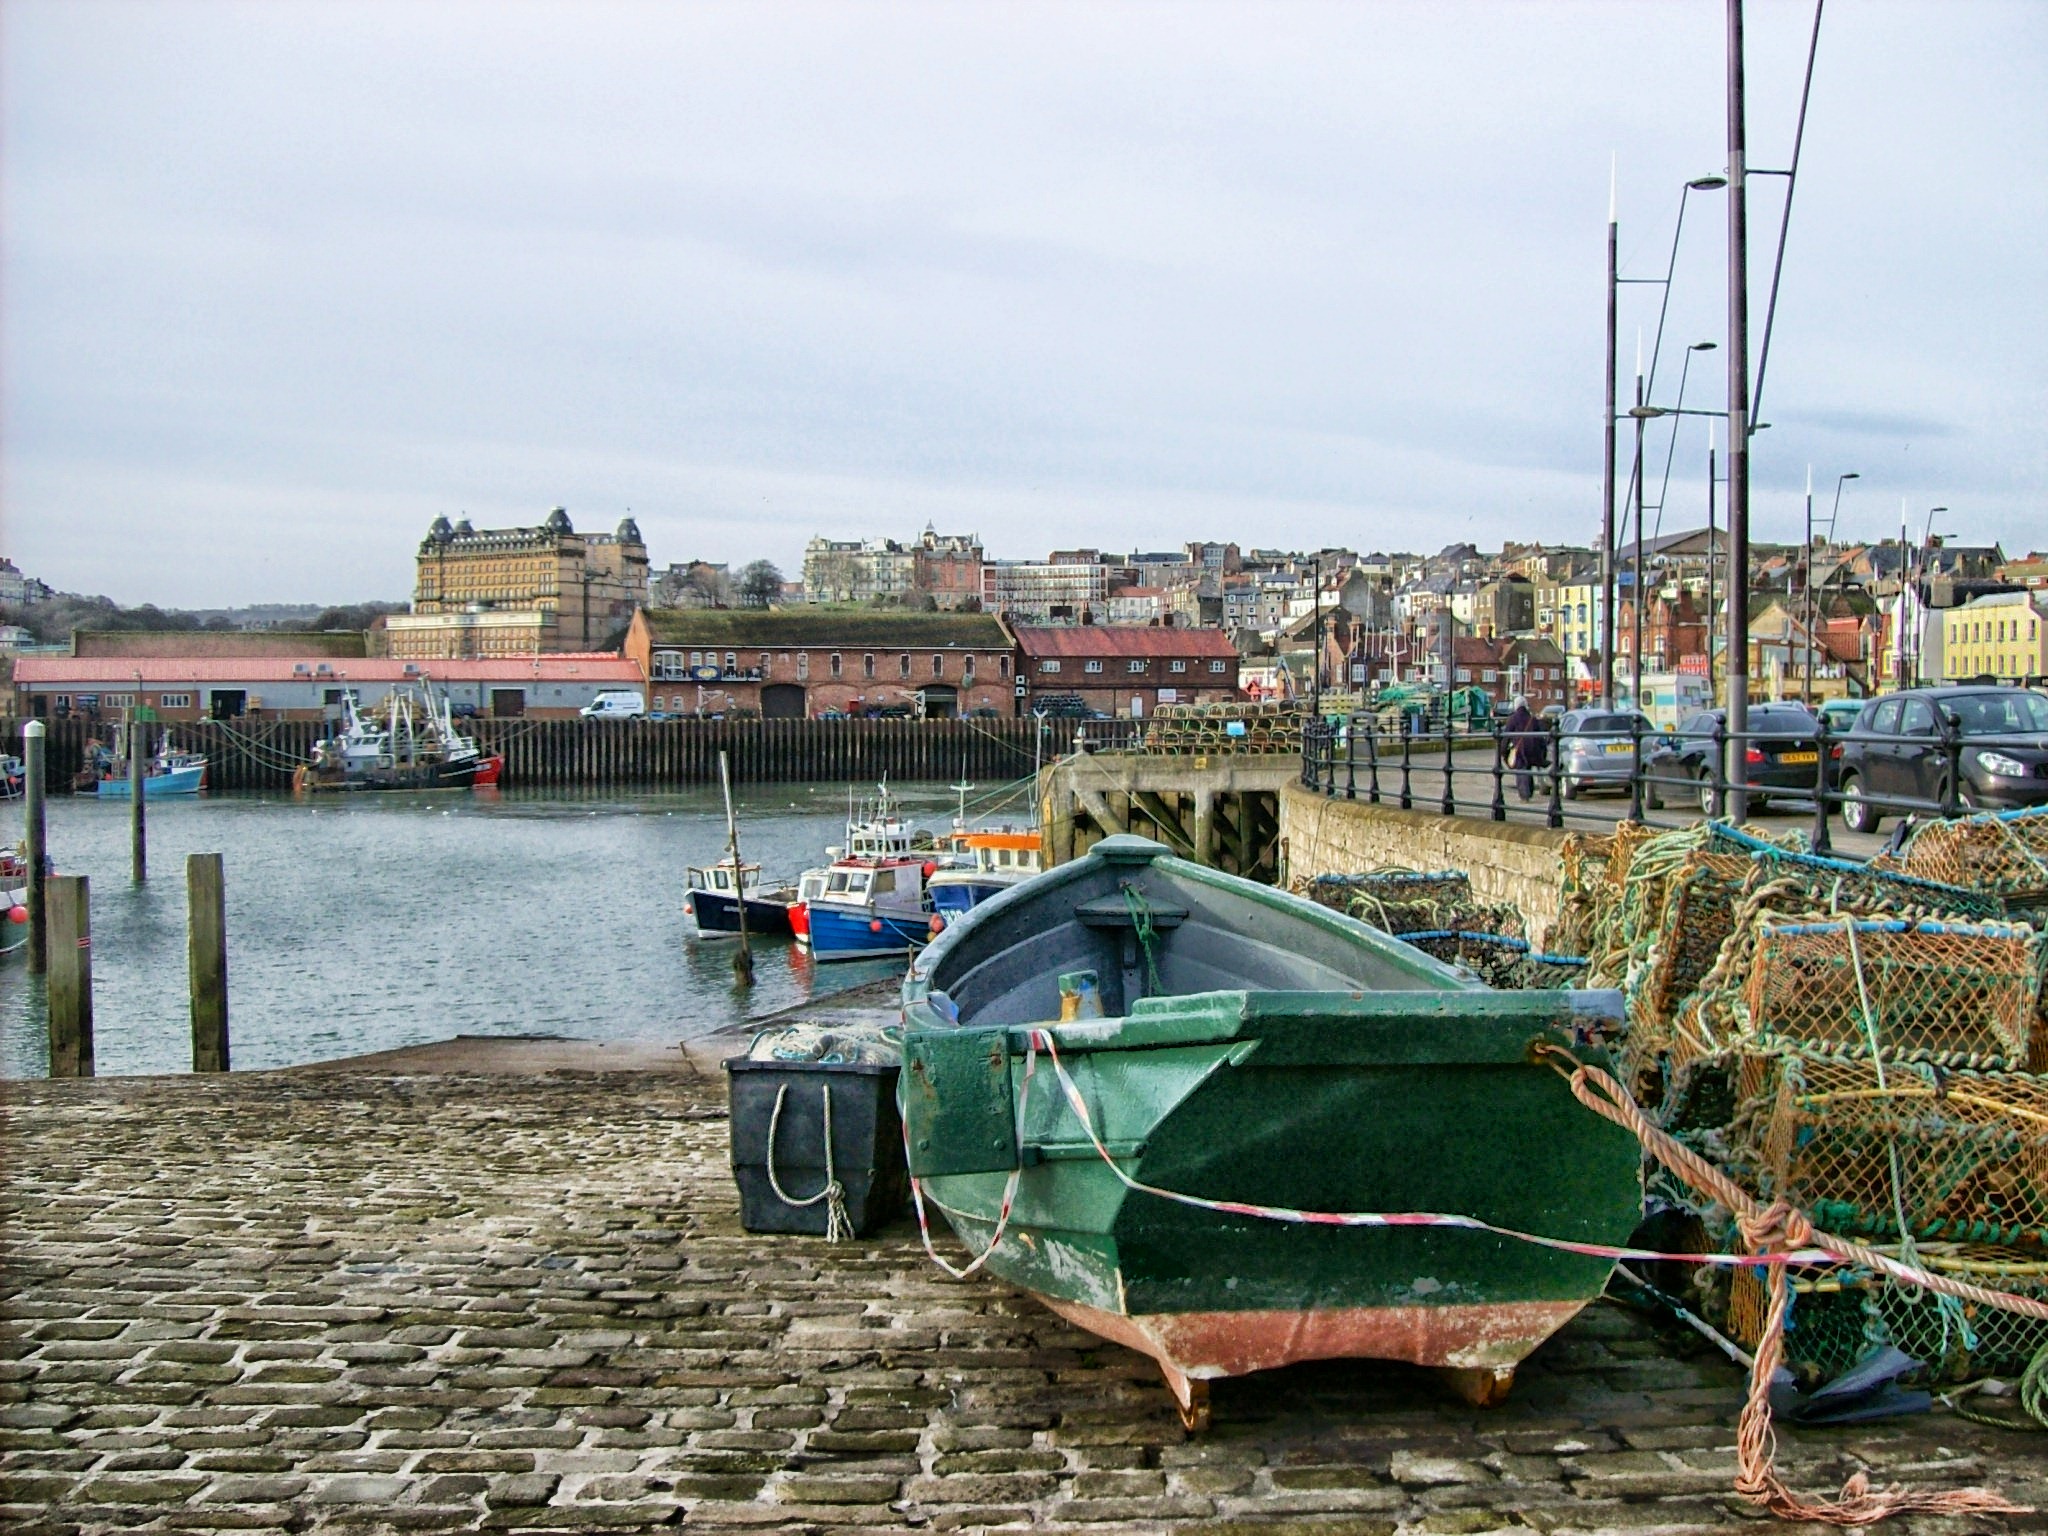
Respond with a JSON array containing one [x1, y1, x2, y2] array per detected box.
[[46, 875, 94, 1078], [23, 720, 47, 973], [130, 719, 148, 881], [188, 853, 230, 1072]]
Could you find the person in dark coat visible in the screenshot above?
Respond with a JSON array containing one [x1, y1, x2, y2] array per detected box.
[[1504, 697, 1547, 801]]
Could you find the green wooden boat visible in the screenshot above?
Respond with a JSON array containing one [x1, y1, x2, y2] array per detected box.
[[900, 835, 1641, 1426]]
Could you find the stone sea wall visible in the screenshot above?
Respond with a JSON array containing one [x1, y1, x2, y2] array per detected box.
[[1278, 781, 1572, 947]]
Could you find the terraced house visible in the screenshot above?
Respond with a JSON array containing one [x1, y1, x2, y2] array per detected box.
[[623, 609, 1017, 718]]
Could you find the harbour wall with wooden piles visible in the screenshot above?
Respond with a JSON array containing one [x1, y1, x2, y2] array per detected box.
[[5, 715, 1077, 793]]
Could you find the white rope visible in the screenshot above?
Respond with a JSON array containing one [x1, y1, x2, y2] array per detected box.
[[765, 1082, 852, 1242]]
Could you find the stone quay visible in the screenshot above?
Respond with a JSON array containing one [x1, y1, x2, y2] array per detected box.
[[2, 1050, 2040, 1535]]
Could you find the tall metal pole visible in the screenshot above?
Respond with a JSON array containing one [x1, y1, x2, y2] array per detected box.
[[1725, 0, 1753, 822], [1601, 160, 1619, 709], [1631, 363, 1647, 708], [1707, 422, 1718, 704]]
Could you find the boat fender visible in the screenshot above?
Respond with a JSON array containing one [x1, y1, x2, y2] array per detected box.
[[922, 860, 937, 880], [6, 906, 24, 926], [870, 919, 883, 932], [928, 913, 946, 937]]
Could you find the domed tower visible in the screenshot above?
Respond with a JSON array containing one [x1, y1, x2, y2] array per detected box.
[[544, 506, 574, 535], [616, 515, 642, 544], [422, 514, 454, 548]]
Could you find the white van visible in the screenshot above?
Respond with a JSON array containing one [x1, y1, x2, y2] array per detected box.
[[580, 690, 646, 719]]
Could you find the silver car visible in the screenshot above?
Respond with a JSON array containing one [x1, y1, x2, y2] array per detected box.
[[1554, 708, 1658, 800]]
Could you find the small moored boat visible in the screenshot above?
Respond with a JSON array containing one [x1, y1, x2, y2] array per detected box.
[[685, 858, 798, 939], [83, 739, 208, 797], [899, 835, 1640, 1426], [927, 829, 1042, 930]]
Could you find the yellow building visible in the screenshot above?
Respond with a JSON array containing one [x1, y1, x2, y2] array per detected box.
[[1942, 591, 2048, 683], [407, 508, 649, 657]]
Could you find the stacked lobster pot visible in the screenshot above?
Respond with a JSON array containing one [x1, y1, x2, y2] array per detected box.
[[1297, 868, 1584, 989], [1566, 810, 2048, 1393]]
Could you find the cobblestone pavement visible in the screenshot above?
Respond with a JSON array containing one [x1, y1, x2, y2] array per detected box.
[[3, 1067, 2042, 1535]]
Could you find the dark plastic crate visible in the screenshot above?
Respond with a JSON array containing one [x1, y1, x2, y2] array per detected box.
[[724, 1057, 907, 1237]]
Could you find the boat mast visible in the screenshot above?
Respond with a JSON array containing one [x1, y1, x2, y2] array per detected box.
[[719, 750, 754, 987]]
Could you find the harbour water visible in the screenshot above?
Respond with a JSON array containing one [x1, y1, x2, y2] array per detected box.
[[1, 780, 1022, 1078]]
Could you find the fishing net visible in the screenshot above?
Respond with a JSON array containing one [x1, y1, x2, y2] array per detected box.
[[1636, 853, 1752, 1030], [1296, 868, 1583, 989], [1552, 830, 1613, 960], [1866, 1247, 2048, 1382], [1299, 868, 1475, 928], [1732, 1053, 2048, 1249], [1741, 917, 2042, 1068], [1706, 825, 1999, 922], [1722, 1263, 1876, 1388], [1890, 807, 2048, 909]]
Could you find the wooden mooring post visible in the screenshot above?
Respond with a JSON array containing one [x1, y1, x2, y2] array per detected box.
[[130, 719, 148, 881], [46, 874, 94, 1078], [23, 720, 47, 974], [188, 853, 230, 1071]]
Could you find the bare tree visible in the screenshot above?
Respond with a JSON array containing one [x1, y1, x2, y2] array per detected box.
[[737, 560, 784, 608]]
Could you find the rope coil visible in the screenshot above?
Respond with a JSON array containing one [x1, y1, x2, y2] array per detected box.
[[765, 1082, 852, 1242]]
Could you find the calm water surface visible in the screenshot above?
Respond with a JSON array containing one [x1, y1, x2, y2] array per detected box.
[[1, 781, 1013, 1078]]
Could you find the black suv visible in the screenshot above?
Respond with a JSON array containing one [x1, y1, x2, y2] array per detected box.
[[1653, 703, 1829, 814], [1834, 686, 2048, 833]]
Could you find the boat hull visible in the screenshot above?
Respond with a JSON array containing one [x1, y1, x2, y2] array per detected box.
[[296, 758, 480, 793], [91, 765, 205, 797], [801, 902, 930, 960], [686, 888, 796, 939], [900, 837, 1640, 1411]]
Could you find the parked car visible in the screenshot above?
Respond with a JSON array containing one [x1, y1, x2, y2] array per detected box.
[[1657, 703, 1828, 814], [1817, 697, 1863, 736], [1552, 708, 1658, 800], [1835, 686, 2048, 833]]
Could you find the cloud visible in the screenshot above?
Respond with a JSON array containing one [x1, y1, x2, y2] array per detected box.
[[3, 0, 2043, 604]]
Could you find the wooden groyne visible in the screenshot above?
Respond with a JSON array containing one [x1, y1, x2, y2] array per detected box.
[[6, 715, 1077, 793]]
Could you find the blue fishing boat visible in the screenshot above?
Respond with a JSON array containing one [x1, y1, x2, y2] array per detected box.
[[927, 829, 1043, 929], [794, 856, 935, 960], [86, 741, 207, 797]]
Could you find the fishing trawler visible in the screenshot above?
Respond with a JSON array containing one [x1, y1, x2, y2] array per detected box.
[[294, 686, 501, 792]]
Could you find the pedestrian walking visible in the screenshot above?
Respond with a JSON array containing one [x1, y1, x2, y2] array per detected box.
[[1504, 697, 1546, 801]]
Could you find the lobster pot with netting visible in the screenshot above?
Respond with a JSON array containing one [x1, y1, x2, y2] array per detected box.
[[726, 1056, 908, 1238], [1889, 807, 2048, 915], [1735, 1054, 2048, 1249], [1742, 918, 2042, 1068], [1867, 1248, 2048, 1383]]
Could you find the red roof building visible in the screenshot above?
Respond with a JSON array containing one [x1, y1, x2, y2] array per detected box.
[[1013, 624, 1239, 718], [12, 654, 644, 723]]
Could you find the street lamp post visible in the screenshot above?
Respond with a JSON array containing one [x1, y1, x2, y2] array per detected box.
[[1605, 166, 1727, 708], [1724, 0, 1754, 823]]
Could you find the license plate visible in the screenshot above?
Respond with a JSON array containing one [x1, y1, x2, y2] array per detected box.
[[1780, 751, 1818, 765], [1603, 742, 1634, 754]]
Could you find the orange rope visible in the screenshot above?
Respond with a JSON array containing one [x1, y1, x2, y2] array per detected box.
[[1538, 1045, 2037, 1524]]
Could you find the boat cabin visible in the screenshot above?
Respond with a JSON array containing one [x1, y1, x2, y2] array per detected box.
[[811, 857, 928, 915], [685, 861, 764, 897], [952, 830, 1042, 876]]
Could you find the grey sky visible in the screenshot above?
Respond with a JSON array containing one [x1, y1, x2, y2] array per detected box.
[[5, 0, 2042, 607]]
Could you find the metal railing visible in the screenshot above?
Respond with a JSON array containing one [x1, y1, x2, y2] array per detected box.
[[1301, 711, 2044, 857]]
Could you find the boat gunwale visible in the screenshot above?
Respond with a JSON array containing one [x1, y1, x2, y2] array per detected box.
[[906, 834, 1486, 1027]]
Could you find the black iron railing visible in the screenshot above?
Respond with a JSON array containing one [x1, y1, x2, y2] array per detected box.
[[1301, 711, 2044, 856]]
